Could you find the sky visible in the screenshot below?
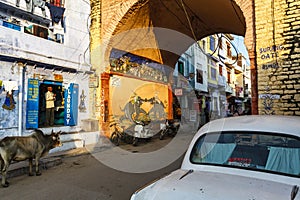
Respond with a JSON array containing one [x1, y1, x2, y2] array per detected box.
[[232, 35, 250, 66]]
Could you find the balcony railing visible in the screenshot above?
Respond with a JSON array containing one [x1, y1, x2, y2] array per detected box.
[[0, 25, 83, 70], [225, 83, 233, 94], [0, 1, 64, 43]]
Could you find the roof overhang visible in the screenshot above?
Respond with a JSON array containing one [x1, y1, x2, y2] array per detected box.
[[109, 0, 246, 67]]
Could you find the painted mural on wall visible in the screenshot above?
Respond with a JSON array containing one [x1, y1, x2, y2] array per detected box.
[[119, 93, 166, 124], [0, 63, 19, 136], [110, 75, 170, 128], [0, 88, 18, 130], [110, 56, 168, 83], [79, 89, 87, 112]]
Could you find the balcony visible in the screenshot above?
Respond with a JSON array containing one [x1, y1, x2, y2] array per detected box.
[[225, 83, 233, 94], [218, 75, 226, 87], [0, 1, 50, 26], [0, 25, 83, 70]]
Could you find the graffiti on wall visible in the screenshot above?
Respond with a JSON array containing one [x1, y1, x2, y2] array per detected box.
[[259, 87, 280, 115]]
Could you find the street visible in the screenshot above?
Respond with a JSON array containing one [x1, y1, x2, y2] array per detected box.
[[0, 134, 187, 200]]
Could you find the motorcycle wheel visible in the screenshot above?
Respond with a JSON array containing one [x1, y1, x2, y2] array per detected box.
[[133, 137, 138, 146], [159, 129, 167, 140], [110, 132, 120, 146]]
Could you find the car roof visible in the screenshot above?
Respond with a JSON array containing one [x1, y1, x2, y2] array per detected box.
[[198, 115, 300, 137]]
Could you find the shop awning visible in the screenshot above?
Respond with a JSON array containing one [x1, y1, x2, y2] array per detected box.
[[109, 0, 246, 68]]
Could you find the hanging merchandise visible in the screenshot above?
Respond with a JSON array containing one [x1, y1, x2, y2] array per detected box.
[[32, 0, 47, 17], [16, 0, 32, 12], [2, 81, 18, 94], [0, 80, 2, 94], [2, 92, 16, 110], [46, 2, 66, 27]]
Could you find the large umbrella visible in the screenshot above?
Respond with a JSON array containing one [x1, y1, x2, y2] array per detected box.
[[108, 0, 246, 67]]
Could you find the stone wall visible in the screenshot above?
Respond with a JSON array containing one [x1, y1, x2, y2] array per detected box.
[[255, 0, 300, 115]]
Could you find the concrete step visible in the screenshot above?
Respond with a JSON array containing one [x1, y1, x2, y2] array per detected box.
[[50, 139, 84, 153], [49, 131, 100, 153]]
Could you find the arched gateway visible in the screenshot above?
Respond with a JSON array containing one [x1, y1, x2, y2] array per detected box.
[[89, 0, 254, 128], [89, 0, 300, 129]]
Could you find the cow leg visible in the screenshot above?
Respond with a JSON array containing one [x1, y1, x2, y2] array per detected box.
[[28, 158, 34, 176], [0, 156, 3, 171], [1, 159, 10, 187], [35, 156, 41, 176]]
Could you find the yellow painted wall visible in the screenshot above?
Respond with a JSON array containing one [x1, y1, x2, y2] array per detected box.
[[109, 75, 169, 119]]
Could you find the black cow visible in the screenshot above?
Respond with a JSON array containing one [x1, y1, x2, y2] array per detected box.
[[0, 129, 62, 187]]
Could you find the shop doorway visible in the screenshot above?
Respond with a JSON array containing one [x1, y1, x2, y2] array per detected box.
[[38, 82, 64, 127], [26, 79, 79, 129]]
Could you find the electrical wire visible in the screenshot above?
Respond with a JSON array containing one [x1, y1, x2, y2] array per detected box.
[[179, 0, 240, 66], [230, 0, 246, 29], [158, 0, 190, 30]]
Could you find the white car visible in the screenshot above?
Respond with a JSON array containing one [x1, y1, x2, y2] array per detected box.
[[131, 115, 300, 200]]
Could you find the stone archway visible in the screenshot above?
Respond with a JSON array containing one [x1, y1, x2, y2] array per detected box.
[[89, 0, 257, 119]]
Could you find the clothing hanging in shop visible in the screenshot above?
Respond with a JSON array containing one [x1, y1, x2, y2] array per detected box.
[[50, 0, 62, 7], [0, 80, 3, 94], [46, 2, 65, 27], [2, 92, 16, 110], [2, 81, 18, 94], [16, 0, 32, 12], [32, 0, 47, 17]]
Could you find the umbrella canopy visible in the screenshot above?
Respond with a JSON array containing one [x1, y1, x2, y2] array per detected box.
[[108, 0, 246, 67]]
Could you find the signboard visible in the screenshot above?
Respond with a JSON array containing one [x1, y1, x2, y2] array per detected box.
[[89, 76, 99, 88], [26, 79, 39, 129], [174, 88, 183, 96], [54, 74, 63, 81], [64, 83, 79, 126], [189, 110, 197, 122]]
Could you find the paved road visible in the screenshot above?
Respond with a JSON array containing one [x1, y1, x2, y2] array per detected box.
[[0, 136, 185, 200]]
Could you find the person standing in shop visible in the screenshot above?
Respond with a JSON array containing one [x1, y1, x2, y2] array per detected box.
[[45, 86, 56, 126]]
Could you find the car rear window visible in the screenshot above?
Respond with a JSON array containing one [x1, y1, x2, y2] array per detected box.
[[190, 131, 300, 177]]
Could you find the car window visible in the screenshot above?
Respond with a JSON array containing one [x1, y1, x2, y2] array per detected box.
[[190, 132, 300, 177]]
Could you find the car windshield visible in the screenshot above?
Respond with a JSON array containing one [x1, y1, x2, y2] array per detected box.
[[190, 132, 300, 177]]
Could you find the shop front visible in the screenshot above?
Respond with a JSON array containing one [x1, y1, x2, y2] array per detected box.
[[26, 78, 79, 129]]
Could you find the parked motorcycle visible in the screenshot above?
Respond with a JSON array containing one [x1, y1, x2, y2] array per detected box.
[[159, 119, 180, 140]]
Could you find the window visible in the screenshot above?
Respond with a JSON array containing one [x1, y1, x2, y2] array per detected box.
[[178, 61, 184, 75], [209, 36, 215, 52], [196, 69, 203, 84], [202, 40, 206, 50], [210, 68, 217, 80], [227, 71, 231, 83], [190, 132, 300, 177], [219, 64, 223, 76], [219, 38, 223, 49], [226, 42, 231, 57]]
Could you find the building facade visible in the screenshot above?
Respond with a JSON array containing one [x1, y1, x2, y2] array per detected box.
[[0, 0, 93, 138], [174, 33, 251, 125]]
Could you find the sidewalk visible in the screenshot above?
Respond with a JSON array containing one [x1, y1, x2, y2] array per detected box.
[[5, 132, 113, 180], [5, 147, 88, 180], [5, 124, 197, 180]]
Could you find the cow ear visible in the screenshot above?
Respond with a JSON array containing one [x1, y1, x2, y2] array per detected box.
[[51, 129, 54, 134]]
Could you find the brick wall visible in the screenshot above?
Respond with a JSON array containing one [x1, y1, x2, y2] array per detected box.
[[255, 0, 300, 115]]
